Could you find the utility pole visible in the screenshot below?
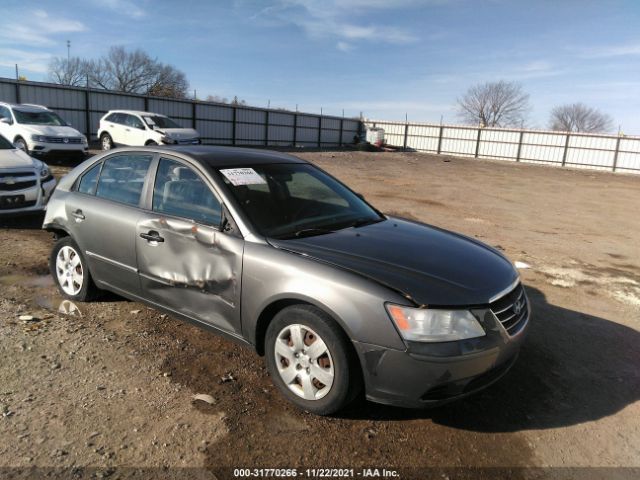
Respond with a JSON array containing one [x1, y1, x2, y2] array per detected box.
[[67, 40, 71, 61]]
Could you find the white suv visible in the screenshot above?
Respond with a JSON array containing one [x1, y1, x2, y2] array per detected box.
[[97, 110, 200, 150], [0, 134, 56, 215], [0, 103, 88, 158]]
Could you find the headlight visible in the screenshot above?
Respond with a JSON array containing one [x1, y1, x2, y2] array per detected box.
[[40, 166, 50, 178], [161, 136, 177, 145], [386, 304, 485, 342], [31, 134, 47, 142], [81, 135, 88, 145]]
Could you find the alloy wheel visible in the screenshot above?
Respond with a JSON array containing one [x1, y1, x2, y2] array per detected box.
[[55, 246, 84, 296]]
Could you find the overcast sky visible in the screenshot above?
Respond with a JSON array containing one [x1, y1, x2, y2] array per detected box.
[[1, 0, 639, 132]]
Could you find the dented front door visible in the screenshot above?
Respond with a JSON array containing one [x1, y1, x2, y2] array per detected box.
[[135, 215, 244, 334]]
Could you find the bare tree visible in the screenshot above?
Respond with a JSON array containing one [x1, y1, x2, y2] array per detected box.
[[48, 57, 89, 87], [549, 103, 613, 133], [147, 64, 188, 99], [206, 95, 229, 104], [456, 80, 530, 127], [83, 46, 189, 98]]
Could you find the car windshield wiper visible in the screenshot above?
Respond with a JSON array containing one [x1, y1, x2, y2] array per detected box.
[[276, 227, 335, 240], [347, 217, 385, 228]]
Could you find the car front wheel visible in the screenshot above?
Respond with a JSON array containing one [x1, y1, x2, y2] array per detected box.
[[265, 305, 361, 415], [49, 237, 99, 301], [14, 137, 28, 154]]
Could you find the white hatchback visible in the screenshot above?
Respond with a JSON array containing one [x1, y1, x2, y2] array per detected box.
[[97, 110, 201, 150], [0, 103, 88, 158]]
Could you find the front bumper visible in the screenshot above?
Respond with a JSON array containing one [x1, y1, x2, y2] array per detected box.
[[29, 140, 88, 156], [354, 306, 530, 408], [0, 176, 57, 215]]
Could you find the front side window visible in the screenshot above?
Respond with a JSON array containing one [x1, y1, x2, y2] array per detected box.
[[13, 109, 67, 126], [218, 163, 383, 239], [77, 162, 102, 195], [153, 158, 221, 226], [95, 154, 152, 206], [124, 114, 145, 129], [105, 113, 121, 123]]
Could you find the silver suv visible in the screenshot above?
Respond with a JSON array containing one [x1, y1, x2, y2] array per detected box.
[[43, 146, 529, 414]]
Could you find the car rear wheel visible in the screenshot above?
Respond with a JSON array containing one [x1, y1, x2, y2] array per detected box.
[[100, 133, 113, 151], [265, 305, 361, 415], [14, 137, 28, 154], [49, 237, 99, 302], [145, 140, 158, 146]]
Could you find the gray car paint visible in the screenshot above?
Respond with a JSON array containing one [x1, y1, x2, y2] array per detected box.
[[43, 146, 528, 407]]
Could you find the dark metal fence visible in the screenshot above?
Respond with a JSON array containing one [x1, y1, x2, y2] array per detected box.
[[0, 77, 361, 148], [366, 119, 640, 174]]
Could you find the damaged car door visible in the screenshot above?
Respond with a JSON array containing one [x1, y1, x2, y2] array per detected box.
[[135, 156, 244, 334]]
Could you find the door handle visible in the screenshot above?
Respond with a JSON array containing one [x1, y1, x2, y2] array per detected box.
[[72, 209, 85, 221], [125, 128, 131, 131], [140, 231, 164, 243]]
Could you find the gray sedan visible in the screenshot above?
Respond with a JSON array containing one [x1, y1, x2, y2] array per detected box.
[[43, 146, 529, 414]]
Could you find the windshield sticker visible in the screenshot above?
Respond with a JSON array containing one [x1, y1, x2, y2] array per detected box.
[[220, 168, 267, 186]]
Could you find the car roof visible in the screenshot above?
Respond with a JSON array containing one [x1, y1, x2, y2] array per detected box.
[[158, 145, 307, 168], [0, 102, 49, 112], [106, 110, 166, 117]]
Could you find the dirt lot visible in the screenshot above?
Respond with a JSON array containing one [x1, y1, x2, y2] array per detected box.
[[0, 151, 638, 479]]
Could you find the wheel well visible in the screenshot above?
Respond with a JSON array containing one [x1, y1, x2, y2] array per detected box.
[[46, 227, 69, 240], [14, 135, 24, 143], [254, 299, 308, 356], [144, 139, 157, 145]]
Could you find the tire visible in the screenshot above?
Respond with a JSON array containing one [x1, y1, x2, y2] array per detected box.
[[49, 237, 99, 302], [265, 305, 361, 415], [145, 140, 158, 146], [100, 133, 113, 151], [14, 137, 28, 154]]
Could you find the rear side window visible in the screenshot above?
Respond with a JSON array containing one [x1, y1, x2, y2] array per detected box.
[[104, 113, 121, 123], [95, 154, 152, 207], [77, 163, 101, 195], [152, 158, 222, 226]]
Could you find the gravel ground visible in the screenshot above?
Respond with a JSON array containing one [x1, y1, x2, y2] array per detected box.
[[0, 151, 638, 479]]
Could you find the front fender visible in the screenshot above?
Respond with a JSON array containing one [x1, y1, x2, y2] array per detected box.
[[241, 242, 407, 351]]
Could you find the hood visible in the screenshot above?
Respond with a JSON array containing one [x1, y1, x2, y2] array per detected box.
[[19, 124, 83, 137], [269, 217, 518, 306], [0, 148, 38, 169], [159, 128, 199, 139]]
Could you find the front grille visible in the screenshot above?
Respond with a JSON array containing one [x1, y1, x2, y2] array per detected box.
[[0, 199, 36, 210], [0, 171, 33, 178], [43, 136, 82, 144], [0, 179, 37, 191], [490, 283, 528, 335]]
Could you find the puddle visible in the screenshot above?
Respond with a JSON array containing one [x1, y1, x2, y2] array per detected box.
[[34, 293, 83, 317]]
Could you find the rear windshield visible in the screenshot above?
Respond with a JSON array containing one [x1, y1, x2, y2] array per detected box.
[[0, 135, 14, 149], [143, 115, 180, 129], [14, 109, 67, 126]]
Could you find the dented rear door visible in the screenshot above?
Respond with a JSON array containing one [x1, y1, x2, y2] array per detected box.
[[135, 156, 244, 334]]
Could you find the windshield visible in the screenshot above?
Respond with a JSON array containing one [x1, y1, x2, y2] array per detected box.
[[13, 109, 67, 126], [218, 163, 384, 239], [0, 134, 14, 149], [142, 115, 181, 129]]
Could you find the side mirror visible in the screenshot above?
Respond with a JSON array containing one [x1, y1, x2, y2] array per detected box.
[[356, 192, 365, 200], [0, 118, 12, 125]]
